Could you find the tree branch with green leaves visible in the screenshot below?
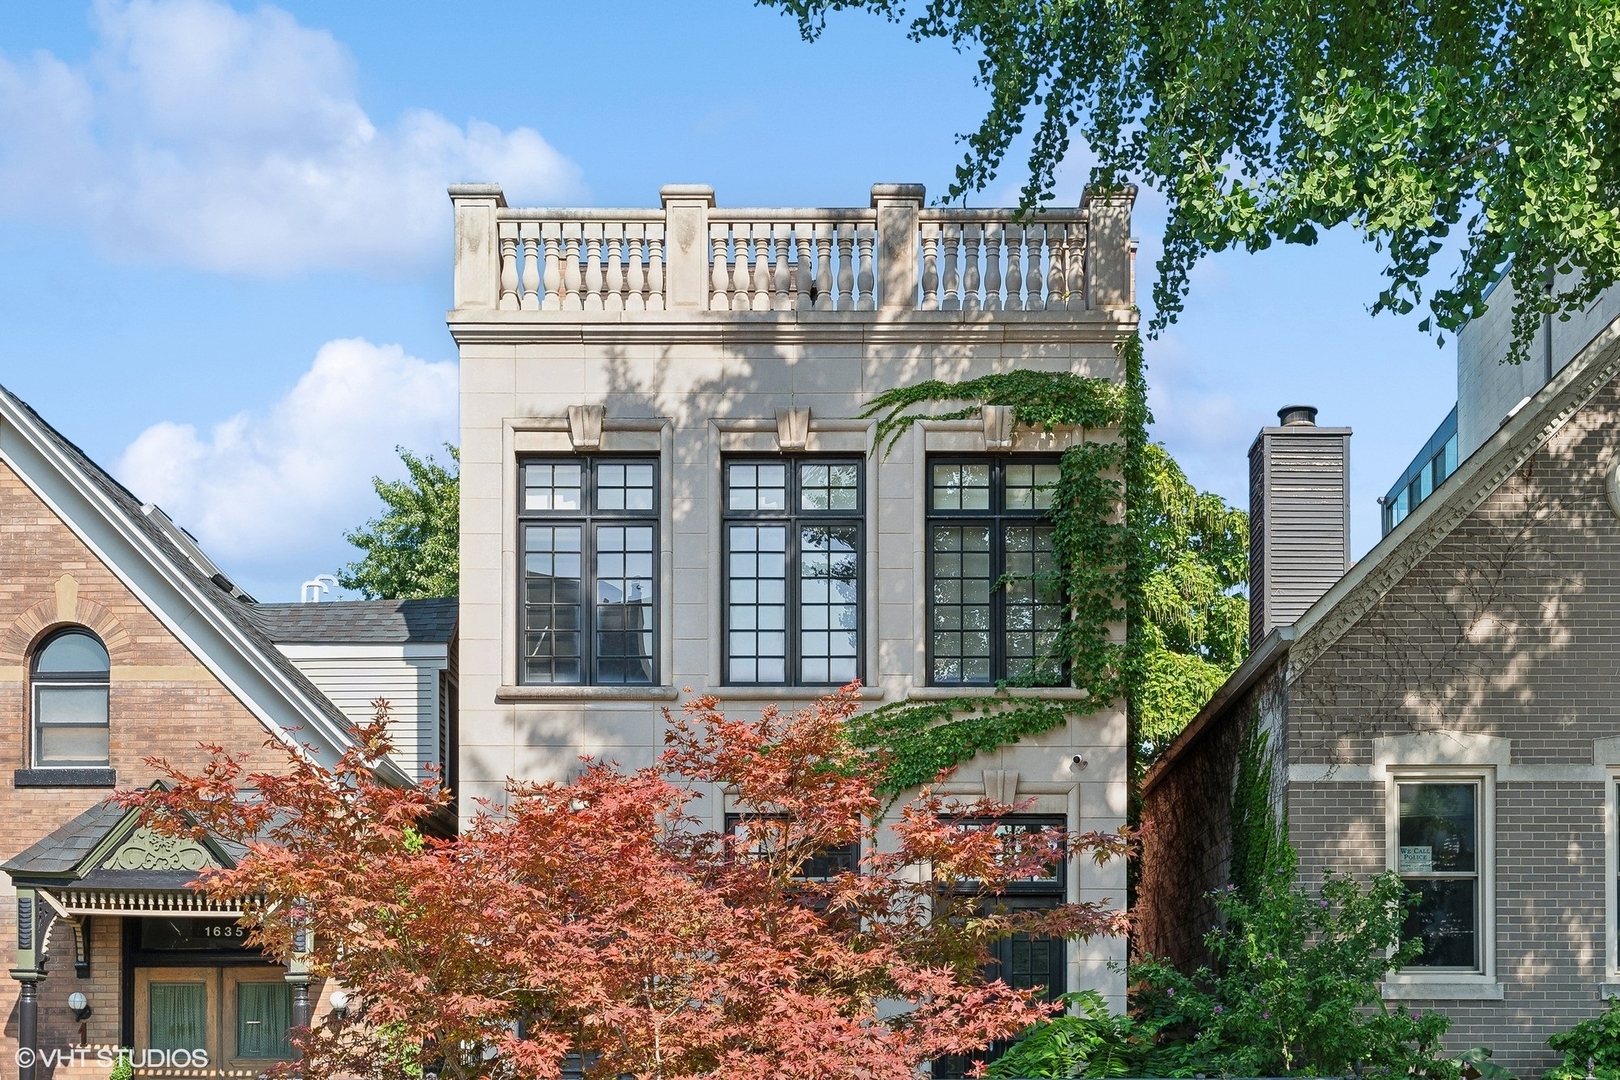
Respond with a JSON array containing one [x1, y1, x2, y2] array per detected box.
[[763, 0, 1620, 357]]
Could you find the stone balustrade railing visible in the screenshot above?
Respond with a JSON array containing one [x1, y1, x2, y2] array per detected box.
[[449, 182, 1135, 316]]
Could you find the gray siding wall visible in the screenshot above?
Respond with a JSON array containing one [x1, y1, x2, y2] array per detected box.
[[1248, 428, 1349, 646]]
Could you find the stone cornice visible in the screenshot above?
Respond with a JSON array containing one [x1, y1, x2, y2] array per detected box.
[[1287, 316, 1620, 680], [445, 308, 1139, 347]]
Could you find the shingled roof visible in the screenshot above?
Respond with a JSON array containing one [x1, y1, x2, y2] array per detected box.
[[251, 598, 457, 644], [0, 383, 413, 783]]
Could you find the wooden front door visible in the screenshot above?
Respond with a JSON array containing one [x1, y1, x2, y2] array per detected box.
[[133, 967, 294, 1077]]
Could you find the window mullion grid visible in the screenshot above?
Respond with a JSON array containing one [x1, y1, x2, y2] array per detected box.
[[787, 521, 805, 687]]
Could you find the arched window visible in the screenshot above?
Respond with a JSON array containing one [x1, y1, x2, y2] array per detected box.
[[31, 628, 110, 767]]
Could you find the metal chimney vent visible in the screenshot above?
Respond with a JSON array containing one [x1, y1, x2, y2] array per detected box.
[[1248, 407, 1350, 646]]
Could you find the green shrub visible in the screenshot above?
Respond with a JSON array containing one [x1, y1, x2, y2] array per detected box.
[[1131, 870, 1455, 1076], [983, 990, 1194, 1078], [1546, 999, 1620, 1080]]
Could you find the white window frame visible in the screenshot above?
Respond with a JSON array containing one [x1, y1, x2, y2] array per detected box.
[[1607, 772, 1620, 984], [1381, 765, 1499, 999]]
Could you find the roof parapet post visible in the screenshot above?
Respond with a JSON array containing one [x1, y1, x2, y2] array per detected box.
[[1081, 185, 1137, 311], [449, 184, 506, 310], [661, 184, 716, 310], [872, 183, 924, 310]]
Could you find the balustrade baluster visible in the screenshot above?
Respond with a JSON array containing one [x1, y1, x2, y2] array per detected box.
[[773, 226, 791, 311], [814, 224, 834, 311], [1046, 225, 1064, 308], [751, 224, 772, 312], [562, 223, 584, 312], [541, 223, 562, 310], [603, 227, 625, 311], [498, 222, 520, 311], [625, 225, 647, 311], [919, 222, 940, 310], [646, 229, 665, 311], [984, 223, 1003, 310], [941, 224, 961, 310], [519, 223, 541, 310], [1025, 225, 1044, 310], [1066, 225, 1086, 309], [1003, 224, 1023, 310], [962, 225, 982, 311], [794, 227, 813, 310], [729, 224, 751, 311], [711, 223, 731, 310], [582, 224, 605, 311], [855, 224, 876, 310], [835, 225, 855, 309]]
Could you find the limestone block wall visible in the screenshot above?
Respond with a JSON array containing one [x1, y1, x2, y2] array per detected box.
[[451, 182, 1141, 1008]]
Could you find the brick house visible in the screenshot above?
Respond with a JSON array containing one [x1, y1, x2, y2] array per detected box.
[[0, 385, 456, 1080], [1138, 310, 1620, 1068], [445, 181, 1139, 1014]]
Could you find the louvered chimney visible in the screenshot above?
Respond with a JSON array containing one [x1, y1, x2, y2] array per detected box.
[[1248, 405, 1351, 646]]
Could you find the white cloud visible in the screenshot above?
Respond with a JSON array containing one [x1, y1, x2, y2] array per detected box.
[[116, 338, 457, 575], [0, 0, 579, 273]]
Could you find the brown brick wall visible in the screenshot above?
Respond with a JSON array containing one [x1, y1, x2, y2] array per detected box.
[[0, 458, 289, 1063], [1136, 667, 1281, 969]]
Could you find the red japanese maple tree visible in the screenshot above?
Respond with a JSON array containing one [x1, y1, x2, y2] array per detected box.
[[121, 687, 1131, 1080]]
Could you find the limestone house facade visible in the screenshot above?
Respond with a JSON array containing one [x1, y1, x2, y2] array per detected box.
[[0, 384, 456, 1080], [1139, 298, 1620, 1070], [448, 181, 1140, 1009]]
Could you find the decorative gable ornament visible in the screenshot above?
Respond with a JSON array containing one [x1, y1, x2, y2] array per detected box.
[[101, 826, 214, 873], [567, 404, 605, 450], [982, 404, 1016, 450]]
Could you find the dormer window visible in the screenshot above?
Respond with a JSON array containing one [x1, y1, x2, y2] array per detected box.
[[32, 628, 110, 767]]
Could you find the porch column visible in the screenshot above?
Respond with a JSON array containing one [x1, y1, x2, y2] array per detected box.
[[15, 974, 40, 1080], [12, 888, 48, 1080]]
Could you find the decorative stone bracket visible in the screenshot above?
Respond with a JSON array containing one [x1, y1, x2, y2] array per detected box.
[[567, 405, 605, 450], [775, 407, 811, 451], [982, 405, 1016, 450]]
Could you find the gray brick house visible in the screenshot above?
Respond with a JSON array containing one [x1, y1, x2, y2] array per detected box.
[[1139, 311, 1620, 1069]]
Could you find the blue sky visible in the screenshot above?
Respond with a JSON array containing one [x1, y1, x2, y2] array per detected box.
[[0, 0, 1456, 600]]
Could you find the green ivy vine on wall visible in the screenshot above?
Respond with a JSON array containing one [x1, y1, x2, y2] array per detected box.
[[848, 336, 1151, 794], [849, 334, 1249, 794]]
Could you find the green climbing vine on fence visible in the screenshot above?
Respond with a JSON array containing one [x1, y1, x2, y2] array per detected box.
[[847, 336, 1151, 793]]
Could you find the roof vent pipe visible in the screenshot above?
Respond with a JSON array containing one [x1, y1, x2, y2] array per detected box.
[[1277, 405, 1319, 427]]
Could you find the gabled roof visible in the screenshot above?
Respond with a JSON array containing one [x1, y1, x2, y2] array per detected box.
[[0, 384, 409, 784], [1287, 312, 1620, 675], [252, 598, 457, 644], [1144, 310, 1620, 787], [4, 786, 251, 889]]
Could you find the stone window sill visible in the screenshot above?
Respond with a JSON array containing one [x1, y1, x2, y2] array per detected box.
[[14, 767, 117, 788], [712, 686, 885, 701], [1381, 979, 1504, 1001], [905, 686, 1094, 702], [496, 685, 680, 702]]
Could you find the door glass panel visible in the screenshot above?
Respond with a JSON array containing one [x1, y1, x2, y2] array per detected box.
[[237, 982, 294, 1060], [149, 983, 208, 1053]]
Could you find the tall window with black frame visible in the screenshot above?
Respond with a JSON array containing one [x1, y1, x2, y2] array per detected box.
[[519, 458, 657, 686], [933, 816, 1068, 1078], [927, 458, 1065, 686], [723, 458, 861, 686]]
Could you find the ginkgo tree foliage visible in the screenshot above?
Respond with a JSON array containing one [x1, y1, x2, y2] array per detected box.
[[122, 690, 1132, 1080], [765, 0, 1620, 357]]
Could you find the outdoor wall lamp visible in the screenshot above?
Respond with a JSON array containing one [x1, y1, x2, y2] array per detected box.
[[328, 990, 350, 1018], [67, 992, 92, 1022]]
